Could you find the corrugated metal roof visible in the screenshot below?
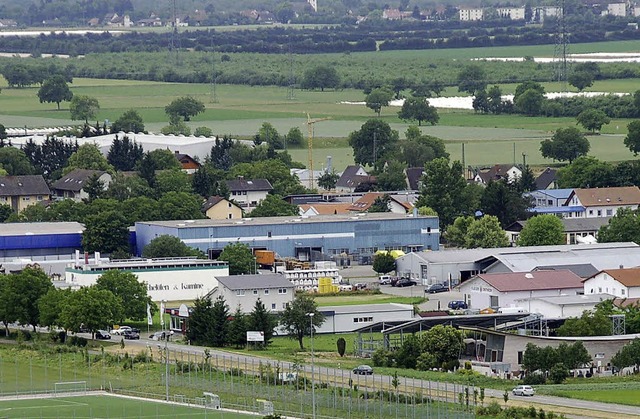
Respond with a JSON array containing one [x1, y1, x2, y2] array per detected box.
[[476, 270, 583, 292], [0, 221, 84, 236]]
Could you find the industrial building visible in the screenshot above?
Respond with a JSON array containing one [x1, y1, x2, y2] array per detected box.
[[0, 222, 84, 260], [135, 213, 440, 264], [65, 257, 229, 301], [395, 242, 640, 286], [317, 303, 415, 334]]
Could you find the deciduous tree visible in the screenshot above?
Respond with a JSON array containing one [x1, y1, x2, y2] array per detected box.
[[317, 171, 339, 190], [577, 108, 610, 133], [219, 243, 256, 275], [540, 127, 590, 163], [464, 215, 509, 248], [376, 160, 408, 191], [64, 143, 113, 174], [518, 215, 565, 246], [480, 180, 531, 228], [279, 294, 325, 350], [598, 208, 640, 244], [82, 210, 130, 254], [398, 96, 439, 125], [111, 110, 145, 134], [365, 87, 394, 116], [416, 158, 467, 227], [0, 147, 34, 175], [37, 75, 73, 110], [142, 235, 204, 258], [624, 120, 640, 156], [165, 97, 205, 122], [60, 286, 123, 335], [96, 270, 154, 323], [301, 65, 340, 91], [457, 65, 486, 95], [348, 119, 399, 169], [373, 252, 396, 274], [250, 194, 299, 217], [70, 95, 100, 124]]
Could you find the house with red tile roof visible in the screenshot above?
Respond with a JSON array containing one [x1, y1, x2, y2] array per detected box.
[[583, 267, 640, 298], [347, 192, 413, 214], [458, 270, 584, 310], [564, 186, 640, 218]]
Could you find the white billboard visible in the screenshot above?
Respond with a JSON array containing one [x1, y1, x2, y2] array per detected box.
[[246, 331, 265, 342]]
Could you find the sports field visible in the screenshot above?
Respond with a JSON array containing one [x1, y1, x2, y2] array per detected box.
[[0, 394, 257, 418]]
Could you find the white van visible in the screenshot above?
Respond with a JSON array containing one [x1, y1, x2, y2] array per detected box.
[[498, 307, 526, 314]]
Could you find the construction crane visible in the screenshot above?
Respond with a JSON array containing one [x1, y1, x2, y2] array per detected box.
[[305, 113, 332, 190]]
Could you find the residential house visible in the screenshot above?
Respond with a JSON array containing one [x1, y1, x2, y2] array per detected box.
[[299, 202, 353, 216], [472, 164, 522, 185], [50, 169, 112, 202], [459, 7, 484, 20], [535, 167, 558, 190], [563, 186, 640, 219], [531, 6, 562, 22], [225, 177, 273, 211], [496, 7, 525, 19], [604, 2, 627, 16], [207, 274, 295, 313], [383, 8, 413, 19], [0, 19, 18, 27], [137, 14, 163, 26], [0, 175, 51, 212], [335, 165, 373, 192], [174, 151, 200, 174], [347, 192, 413, 214], [202, 196, 243, 220], [458, 270, 584, 310], [505, 217, 611, 246], [405, 167, 425, 190], [583, 267, 640, 298], [529, 188, 573, 208]]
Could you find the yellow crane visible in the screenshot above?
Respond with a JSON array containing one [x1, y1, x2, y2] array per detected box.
[[305, 113, 332, 190]]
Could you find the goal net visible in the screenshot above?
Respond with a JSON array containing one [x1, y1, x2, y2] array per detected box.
[[54, 381, 88, 395]]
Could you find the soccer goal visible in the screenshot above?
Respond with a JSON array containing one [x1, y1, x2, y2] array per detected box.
[[203, 392, 220, 409], [54, 381, 88, 395]]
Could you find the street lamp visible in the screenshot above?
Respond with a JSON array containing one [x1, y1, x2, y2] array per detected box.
[[162, 299, 169, 401], [307, 312, 316, 419]]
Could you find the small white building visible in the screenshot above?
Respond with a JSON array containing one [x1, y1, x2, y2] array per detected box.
[[225, 177, 273, 211], [564, 186, 640, 219], [317, 303, 414, 333], [604, 2, 627, 16], [496, 7, 525, 20], [458, 270, 584, 310], [514, 293, 614, 318], [459, 7, 484, 20], [65, 257, 229, 301], [208, 274, 295, 313], [583, 267, 640, 298]]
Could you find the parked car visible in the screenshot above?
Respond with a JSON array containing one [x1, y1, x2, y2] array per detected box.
[[95, 330, 111, 340], [425, 283, 448, 294], [110, 326, 132, 335], [395, 278, 417, 287], [448, 300, 468, 310], [353, 283, 368, 290], [512, 385, 535, 396], [352, 365, 374, 375], [122, 330, 140, 340], [378, 275, 394, 285]]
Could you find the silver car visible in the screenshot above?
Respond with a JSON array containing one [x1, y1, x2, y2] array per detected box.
[[512, 385, 535, 396]]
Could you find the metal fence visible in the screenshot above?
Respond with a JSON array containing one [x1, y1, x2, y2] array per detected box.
[[0, 345, 476, 418]]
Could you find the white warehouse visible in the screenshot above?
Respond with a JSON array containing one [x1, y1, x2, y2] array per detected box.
[[65, 257, 229, 301]]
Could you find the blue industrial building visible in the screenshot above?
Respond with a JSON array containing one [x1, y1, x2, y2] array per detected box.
[[135, 213, 440, 263], [0, 222, 84, 259]]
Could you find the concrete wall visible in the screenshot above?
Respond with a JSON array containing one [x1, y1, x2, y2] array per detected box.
[[317, 307, 414, 334], [516, 299, 598, 318]]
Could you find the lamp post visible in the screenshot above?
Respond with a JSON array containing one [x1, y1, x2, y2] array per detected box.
[[162, 299, 169, 401], [307, 312, 316, 419]]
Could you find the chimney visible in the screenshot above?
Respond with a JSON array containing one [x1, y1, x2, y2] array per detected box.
[[95, 252, 101, 264], [326, 156, 332, 173], [84, 252, 89, 265]]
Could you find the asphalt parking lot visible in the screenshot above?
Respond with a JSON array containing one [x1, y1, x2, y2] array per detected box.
[[338, 265, 466, 311]]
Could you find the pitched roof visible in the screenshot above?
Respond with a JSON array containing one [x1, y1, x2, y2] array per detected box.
[[225, 178, 273, 192], [202, 196, 240, 212], [174, 152, 200, 166], [0, 175, 50, 196], [588, 267, 640, 287], [569, 186, 640, 207], [535, 167, 558, 190], [473, 270, 584, 292], [215, 274, 294, 290], [477, 164, 519, 183], [506, 217, 611, 233], [347, 192, 412, 212], [336, 165, 369, 188], [533, 263, 599, 278], [299, 202, 353, 215], [405, 167, 425, 190], [51, 169, 106, 192]]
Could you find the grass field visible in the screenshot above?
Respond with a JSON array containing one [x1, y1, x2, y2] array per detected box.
[[545, 389, 640, 406], [314, 294, 425, 306], [0, 394, 255, 418]]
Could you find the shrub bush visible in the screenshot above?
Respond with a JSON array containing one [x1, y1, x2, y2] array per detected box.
[[67, 335, 88, 347], [522, 373, 547, 385]]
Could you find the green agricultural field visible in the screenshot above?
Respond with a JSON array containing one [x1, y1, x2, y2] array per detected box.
[[0, 394, 253, 418], [546, 389, 640, 406]]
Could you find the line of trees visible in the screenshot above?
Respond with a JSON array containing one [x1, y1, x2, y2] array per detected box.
[[521, 342, 592, 384], [0, 267, 154, 337]]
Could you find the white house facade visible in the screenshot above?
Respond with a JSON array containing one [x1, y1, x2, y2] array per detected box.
[[458, 270, 584, 310], [564, 186, 640, 219], [459, 8, 484, 20], [583, 267, 640, 298], [208, 274, 295, 313], [317, 303, 414, 333]]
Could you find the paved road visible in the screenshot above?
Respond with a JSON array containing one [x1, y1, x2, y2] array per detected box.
[[119, 337, 640, 419]]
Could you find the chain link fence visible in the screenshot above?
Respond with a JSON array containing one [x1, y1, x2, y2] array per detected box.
[[0, 345, 476, 418]]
